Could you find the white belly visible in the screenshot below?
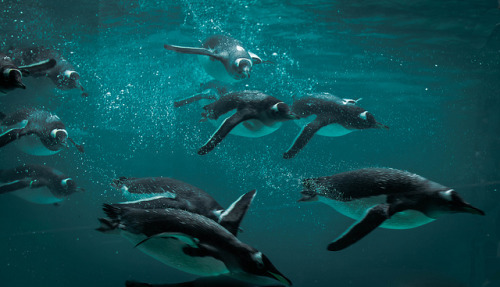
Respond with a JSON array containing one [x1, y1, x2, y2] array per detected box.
[[121, 231, 228, 276], [295, 116, 354, 137], [11, 187, 63, 204], [198, 55, 238, 84], [319, 196, 435, 229], [15, 135, 61, 156], [198, 99, 281, 138]]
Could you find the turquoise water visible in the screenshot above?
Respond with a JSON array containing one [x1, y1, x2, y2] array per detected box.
[[1, 0, 499, 286]]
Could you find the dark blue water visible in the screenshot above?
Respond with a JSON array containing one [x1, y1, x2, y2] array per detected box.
[[1, 0, 499, 286]]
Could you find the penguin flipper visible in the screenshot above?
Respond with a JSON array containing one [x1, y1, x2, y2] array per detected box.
[[174, 91, 217, 108], [18, 58, 57, 76], [327, 204, 391, 251], [164, 44, 222, 60], [219, 189, 256, 236], [283, 119, 326, 159], [0, 119, 30, 147], [0, 128, 22, 148], [248, 51, 274, 65], [198, 109, 255, 155], [0, 179, 31, 194]]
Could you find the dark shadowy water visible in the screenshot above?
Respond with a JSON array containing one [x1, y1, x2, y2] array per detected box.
[[1, 0, 499, 286]]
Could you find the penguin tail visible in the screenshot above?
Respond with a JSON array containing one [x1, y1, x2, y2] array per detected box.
[[102, 203, 122, 219], [219, 189, 257, 236], [96, 204, 122, 233], [96, 218, 119, 234], [173, 91, 217, 108]]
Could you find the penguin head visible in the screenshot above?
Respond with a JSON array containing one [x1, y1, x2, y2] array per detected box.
[[232, 58, 252, 80], [4, 68, 26, 89], [57, 70, 83, 90], [60, 178, 84, 195], [426, 189, 485, 218], [49, 128, 68, 148], [269, 102, 299, 121], [357, 111, 389, 130], [236, 251, 292, 286]]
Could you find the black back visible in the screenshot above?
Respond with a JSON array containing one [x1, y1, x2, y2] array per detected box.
[[303, 168, 450, 201], [1, 108, 67, 152], [0, 164, 81, 197], [292, 93, 380, 129], [203, 90, 283, 120], [10, 46, 84, 92], [112, 177, 223, 219]]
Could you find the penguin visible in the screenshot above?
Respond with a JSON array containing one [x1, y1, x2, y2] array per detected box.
[[9, 46, 87, 97], [164, 35, 269, 83], [111, 176, 256, 236], [190, 90, 297, 155], [0, 164, 84, 204], [174, 81, 263, 139], [97, 206, 292, 286], [283, 93, 388, 159], [125, 276, 285, 287], [299, 168, 485, 251], [0, 108, 84, 156], [0, 52, 56, 94]]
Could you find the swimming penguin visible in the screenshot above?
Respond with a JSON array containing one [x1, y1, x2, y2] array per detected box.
[[0, 108, 84, 155], [0, 164, 84, 204], [299, 168, 485, 251], [283, 93, 388, 159], [126, 276, 285, 287], [97, 206, 292, 286], [9, 47, 87, 97], [164, 35, 269, 83], [110, 176, 256, 236], [0, 52, 56, 94], [192, 90, 297, 155]]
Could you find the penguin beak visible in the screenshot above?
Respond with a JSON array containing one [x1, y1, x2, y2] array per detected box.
[[267, 271, 292, 286], [243, 68, 251, 79], [461, 203, 485, 216], [286, 113, 300, 120], [375, 122, 389, 130], [76, 82, 88, 97], [15, 82, 26, 89]]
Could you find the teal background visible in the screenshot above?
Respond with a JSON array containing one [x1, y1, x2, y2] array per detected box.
[[1, 0, 499, 286]]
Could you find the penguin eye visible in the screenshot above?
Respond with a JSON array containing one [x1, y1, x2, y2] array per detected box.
[[439, 189, 454, 202], [61, 178, 73, 189]]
